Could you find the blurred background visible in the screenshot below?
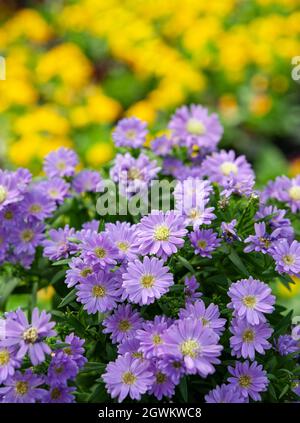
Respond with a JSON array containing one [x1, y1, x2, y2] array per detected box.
[[0, 0, 300, 307]]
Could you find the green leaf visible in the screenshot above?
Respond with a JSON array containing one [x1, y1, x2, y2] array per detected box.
[[279, 384, 290, 399], [0, 277, 19, 309], [58, 289, 77, 308], [81, 362, 106, 373], [228, 249, 249, 277], [177, 255, 195, 274], [52, 259, 71, 266], [277, 274, 295, 292], [179, 377, 188, 402]]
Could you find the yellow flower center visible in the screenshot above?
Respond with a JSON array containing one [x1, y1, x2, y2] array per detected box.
[[172, 361, 182, 369], [0, 186, 7, 204], [156, 372, 166, 384], [154, 225, 170, 241], [141, 274, 155, 288], [128, 167, 141, 180], [122, 371, 136, 385], [63, 347, 72, 355], [117, 241, 129, 252], [23, 327, 38, 344], [239, 375, 252, 388], [180, 339, 200, 358], [0, 349, 10, 366], [220, 161, 238, 176], [152, 334, 163, 345], [4, 210, 13, 220], [50, 387, 62, 400], [92, 285, 106, 298], [80, 267, 92, 277], [57, 161, 66, 171], [259, 237, 271, 248], [289, 186, 300, 201], [186, 118, 206, 135], [49, 189, 59, 198], [283, 254, 295, 266], [242, 295, 257, 309], [118, 319, 132, 332], [55, 366, 63, 374], [201, 317, 209, 326], [29, 204, 42, 214], [15, 381, 29, 396], [132, 352, 143, 359], [189, 208, 200, 220], [126, 130, 136, 140], [243, 329, 255, 343], [197, 240, 207, 249], [94, 247, 107, 259], [21, 229, 34, 242]]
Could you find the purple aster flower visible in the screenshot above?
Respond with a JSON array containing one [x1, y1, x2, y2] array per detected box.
[[201, 150, 255, 196], [0, 170, 23, 211], [184, 276, 202, 304], [227, 277, 275, 325], [0, 346, 21, 384], [262, 175, 300, 213], [2, 308, 56, 365], [43, 225, 77, 261], [43, 147, 78, 179], [103, 304, 144, 344], [110, 152, 160, 197], [168, 104, 223, 153], [189, 229, 221, 258], [14, 168, 32, 193], [112, 117, 148, 148], [36, 178, 70, 204], [162, 318, 223, 376], [0, 369, 46, 403], [118, 338, 143, 359], [221, 219, 240, 242], [157, 356, 186, 385], [255, 205, 294, 241], [179, 300, 226, 336], [122, 256, 174, 306], [65, 257, 94, 288], [60, 333, 87, 369], [244, 222, 281, 254], [292, 381, 300, 397], [277, 335, 299, 356], [161, 157, 185, 179], [76, 270, 120, 314], [205, 383, 248, 403], [21, 190, 56, 222], [102, 354, 154, 402], [82, 220, 100, 232], [227, 360, 269, 401], [47, 351, 78, 385], [105, 221, 139, 262], [72, 170, 102, 194], [148, 361, 175, 400], [136, 317, 169, 359], [271, 239, 300, 276], [12, 221, 45, 255], [230, 319, 273, 360], [0, 226, 9, 264], [137, 210, 187, 260], [44, 385, 76, 403], [151, 135, 173, 156], [292, 325, 300, 341], [80, 232, 118, 268]]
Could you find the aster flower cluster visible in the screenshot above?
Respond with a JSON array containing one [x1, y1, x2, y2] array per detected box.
[[0, 308, 86, 403], [1, 104, 300, 404]]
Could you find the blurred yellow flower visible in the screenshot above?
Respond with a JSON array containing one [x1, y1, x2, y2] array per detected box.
[[85, 143, 115, 167]]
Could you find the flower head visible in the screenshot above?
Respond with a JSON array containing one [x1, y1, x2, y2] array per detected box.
[[103, 304, 144, 344], [113, 117, 148, 148], [189, 229, 221, 258], [0, 369, 46, 403], [205, 383, 247, 403], [43, 148, 78, 179], [271, 239, 300, 276]]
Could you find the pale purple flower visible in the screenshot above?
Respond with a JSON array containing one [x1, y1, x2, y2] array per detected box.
[[72, 170, 102, 194], [76, 270, 120, 314], [168, 104, 223, 152], [184, 276, 202, 304], [65, 257, 94, 288], [271, 239, 300, 276], [37, 178, 70, 204], [227, 360, 269, 401], [61, 333, 87, 368], [0, 170, 23, 211], [103, 304, 144, 344], [157, 356, 186, 385], [255, 205, 294, 240], [105, 221, 139, 261], [221, 219, 240, 242], [0, 346, 21, 384], [162, 318, 223, 376], [0, 369, 46, 403], [80, 232, 118, 268], [244, 222, 281, 254], [151, 135, 173, 156], [43, 147, 78, 179], [262, 175, 300, 213], [136, 317, 169, 359], [112, 117, 148, 148], [179, 300, 226, 336], [44, 385, 76, 403], [21, 190, 56, 221], [122, 256, 174, 306], [12, 221, 45, 255], [189, 229, 221, 258], [43, 225, 77, 261], [148, 361, 175, 400], [117, 338, 142, 359], [2, 308, 56, 365], [205, 383, 247, 403], [102, 354, 154, 402], [277, 335, 299, 356], [230, 319, 273, 360], [47, 351, 78, 385], [227, 277, 275, 325], [137, 210, 187, 260]]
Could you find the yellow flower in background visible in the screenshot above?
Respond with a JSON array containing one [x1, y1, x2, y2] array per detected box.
[[289, 158, 300, 177], [277, 276, 300, 299], [85, 143, 115, 167]]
